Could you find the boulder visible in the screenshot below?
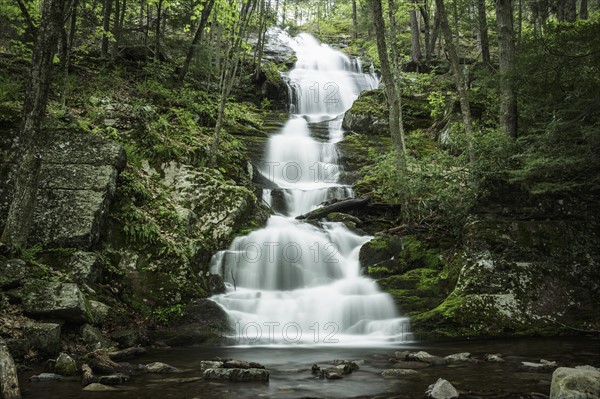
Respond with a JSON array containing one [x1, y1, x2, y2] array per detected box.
[[425, 378, 460, 399], [520, 360, 558, 372], [146, 362, 183, 374], [199, 361, 224, 371], [55, 353, 78, 376], [82, 383, 117, 391], [444, 353, 471, 362], [0, 129, 126, 248], [24, 322, 61, 355], [203, 368, 269, 382], [80, 324, 112, 349], [484, 354, 504, 362], [29, 373, 64, 382], [382, 369, 418, 378], [223, 359, 265, 369], [22, 280, 89, 323], [66, 252, 102, 285], [97, 374, 130, 385], [88, 300, 111, 325], [550, 366, 600, 399], [0, 259, 26, 288]]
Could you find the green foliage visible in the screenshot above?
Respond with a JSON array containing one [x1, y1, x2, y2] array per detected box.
[[512, 18, 600, 194], [153, 304, 185, 325]]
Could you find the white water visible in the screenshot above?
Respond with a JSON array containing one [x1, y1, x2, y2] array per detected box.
[[210, 32, 409, 345]]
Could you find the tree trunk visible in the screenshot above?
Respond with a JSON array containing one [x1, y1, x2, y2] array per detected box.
[[0, 339, 20, 399], [436, 0, 474, 163], [387, 0, 400, 67], [352, 0, 358, 39], [210, 0, 257, 166], [564, 0, 576, 21], [101, 0, 113, 57], [420, 2, 432, 62], [110, 0, 120, 59], [178, 0, 216, 82], [60, 0, 78, 107], [495, 0, 518, 138], [1, 0, 66, 247], [409, 0, 422, 63], [430, 3, 441, 57], [476, 0, 491, 67], [254, 0, 267, 80], [370, 0, 406, 164], [154, 0, 163, 62], [580, 0, 588, 19], [15, 0, 36, 37]]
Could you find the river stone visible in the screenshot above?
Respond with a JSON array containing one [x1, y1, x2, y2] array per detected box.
[[521, 360, 558, 372], [22, 280, 89, 323], [445, 353, 471, 362], [382, 369, 418, 378], [55, 353, 78, 376], [24, 322, 61, 354], [200, 361, 224, 371], [203, 368, 269, 382], [146, 362, 183, 374], [425, 378, 460, 399], [83, 383, 117, 391], [29, 373, 64, 382], [485, 353, 504, 362], [406, 351, 435, 361], [98, 373, 130, 385], [0, 259, 26, 288], [223, 359, 265, 369], [550, 367, 600, 399]]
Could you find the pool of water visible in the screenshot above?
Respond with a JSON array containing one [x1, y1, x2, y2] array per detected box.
[[20, 337, 600, 398]]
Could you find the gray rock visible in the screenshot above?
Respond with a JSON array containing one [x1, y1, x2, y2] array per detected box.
[[97, 373, 130, 385], [425, 378, 460, 399], [67, 252, 102, 285], [0, 259, 26, 288], [550, 367, 600, 399], [146, 362, 183, 374], [5, 338, 30, 359], [24, 322, 61, 354], [29, 373, 64, 382], [203, 368, 269, 382], [445, 353, 471, 362], [82, 383, 117, 391], [22, 280, 89, 323], [382, 369, 418, 378], [55, 353, 78, 376], [521, 360, 558, 372], [199, 361, 224, 371], [406, 351, 435, 361], [80, 324, 112, 349], [88, 301, 111, 325], [484, 353, 504, 362]]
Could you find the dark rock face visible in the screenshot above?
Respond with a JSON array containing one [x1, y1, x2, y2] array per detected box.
[[22, 280, 90, 323], [0, 129, 126, 248]]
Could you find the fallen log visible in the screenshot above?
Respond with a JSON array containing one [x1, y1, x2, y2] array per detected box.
[[296, 197, 371, 220], [0, 339, 21, 399]]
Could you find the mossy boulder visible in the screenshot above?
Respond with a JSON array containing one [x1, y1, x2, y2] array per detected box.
[[337, 133, 392, 174], [22, 280, 90, 323]]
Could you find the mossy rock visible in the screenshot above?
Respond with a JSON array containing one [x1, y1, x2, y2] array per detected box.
[[337, 133, 392, 173]]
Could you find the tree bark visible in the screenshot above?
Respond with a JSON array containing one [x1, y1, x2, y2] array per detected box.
[[0, 339, 20, 399], [409, 0, 422, 63], [580, 0, 588, 19], [430, 3, 441, 57], [476, 0, 491, 67], [564, 0, 576, 21], [495, 0, 518, 138], [101, 0, 112, 57], [296, 197, 372, 220], [352, 0, 358, 39], [1, 0, 65, 247], [387, 0, 400, 67], [436, 0, 474, 163], [370, 0, 406, 165], [420, 2, 432, 62], [154, 0, 163, 62], [60, 0, 78, 107], [178, 0, 216, 82], [254, 0, 267, 80]]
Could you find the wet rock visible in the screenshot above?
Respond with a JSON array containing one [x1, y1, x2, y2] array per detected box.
[[425, 378, 460, 399], [382, 369, 418, 378], [200, 361, 224, 371], [550, 366, 600, 399], [444, 353, 471, 362], [24, 322, 61, 355], [0, 259, 26, 288], [324, 372, 343, 380], [223, 359, 265, 369], [203, 368, 269, 382], [146, 362, 183, 374], [406, 351, 435, 361], [520, 360, 558, 372], [82, 383, 117, 391], [388, 360, 431, 369], [111, 329, 140, 348], [331, 360, 360, 371], [55, 353, 78, 376], [22, 280, 89, 323], [29, 373, 64, 382], [485, 353, 505, 362], [97, 373, 130, 385], [394, 351, 410, 359], [81, 324, 112, 349]]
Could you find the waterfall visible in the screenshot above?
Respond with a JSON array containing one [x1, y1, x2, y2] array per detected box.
[[209, 31, 410, 345]]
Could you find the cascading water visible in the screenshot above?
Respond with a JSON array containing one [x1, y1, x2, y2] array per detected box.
[[210, 32, 410, 345]]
